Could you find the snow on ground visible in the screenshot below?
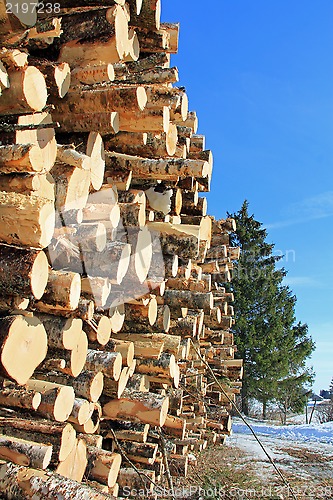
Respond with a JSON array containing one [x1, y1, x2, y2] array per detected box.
[[226, 417, 333, 491], [232, 417, 333, 445]]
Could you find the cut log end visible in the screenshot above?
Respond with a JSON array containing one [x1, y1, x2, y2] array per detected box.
[[137, 86, 147, 111], [54, 63, 71, 98], [0, 315, 47, 385], [24, 66, 48, 112], [135, 227, 152, 283]]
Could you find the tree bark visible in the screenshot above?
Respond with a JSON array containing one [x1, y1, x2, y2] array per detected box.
[[0, 386, 41, 411], [0, 416, 76, 463], [85, 349, 122, 381], [87, 447, 121, 487], [51, 163, 91, 211], [58, 6, 129, 67], [0, 245, 48, 299], [0, 434, 52, 469], [54, 84, 147, 114], [0, 461, 112, 499], [0, 191, 55, 248], [103, 388, 169, 426], [0, 144, 49, 173], [33, 371, 104, 403]]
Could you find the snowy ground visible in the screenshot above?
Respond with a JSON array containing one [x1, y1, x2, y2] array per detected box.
[[227, 417, 333, 498]]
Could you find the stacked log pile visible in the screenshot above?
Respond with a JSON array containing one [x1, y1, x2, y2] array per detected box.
[[0, 0, 243, 498]]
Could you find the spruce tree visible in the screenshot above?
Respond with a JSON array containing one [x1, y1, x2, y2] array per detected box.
[[227, 200, 315, 418]]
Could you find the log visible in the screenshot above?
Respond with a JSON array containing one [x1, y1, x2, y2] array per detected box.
[[0, 172, 55, 200], [0, 191, 55, 248], [125, 226, 152, 283], [83, 315, 112, 346], [119, 201, 146, 227], [9, 112, 57, 173], [0, 315, 47, 385], [126, 373, 149, 392], [36, 315, 82, 350], [117, 441, 158, 465], [129, 0, 160, 29], [52, 6, 123, 45], [0, 245, 48, 300], [0, 60, 9, 90], [44, 330, 88, 378], [0, 17, 62, 51], [108, 127, 178, 158], [29, 59, 71, 98], [56, 145, 91, 172], [75, 222, 107, 253], [0, 435, 52, 469], [71, 63, 115, 85], [135, 352, 175, 379], [55, 85, 147, 114], [85, 349, 122, 381], [116, 333, 181, 358], [117, 467, 155, 494], [166, 277, 209, 293], [26, 380, 75, 423], [118, 106, 170, 133], [35, 269, 81, 312], [145, 184, 181, 215], [82, 202, 117, 224], [124, 297, 157, 326], [87, 447, 121, 487], [135, 26, 169, 53], [52, 110, 119, 134], [145, 86, 185, 116], [56, 132, 105, 191], [0, 144, 49, 174], [51, 163, 91, 211], [58, 5, 129, 66], [72, 402, 101, 434], [106, 151, 209, 181], [68, 398, 93, 426], [0, 461, 112, 499], [114, 65, 178, 85], [78, 434, 103, 449], [108, 300, 125, 333], [68, 241, 131, 285], [55, 438, 88, 482], [164, 290, 213, 312], [0, 416, 76, 463], [34, 370, 104, 403], [148, 223, 199, 260], [81, 277, 111, 308], [103, 421, 149, 443], [0, 48, 28, 68], [0, 295, 29, 312], [107, 338, 134, 366], [102, 365, 129, 398], [103, 389, 169, 426], [0, 66, 47, 114], [0, 385, 41, 411], [190, 134, 205, 152]]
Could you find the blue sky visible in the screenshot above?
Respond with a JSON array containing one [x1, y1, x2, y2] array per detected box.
[[162, 0, 333, 393]]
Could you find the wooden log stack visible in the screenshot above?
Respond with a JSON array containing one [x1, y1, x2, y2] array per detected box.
[[0, 0, 243, 498]]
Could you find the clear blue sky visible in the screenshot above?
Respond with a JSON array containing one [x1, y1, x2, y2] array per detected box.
[[162, 0, 333, 393]]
